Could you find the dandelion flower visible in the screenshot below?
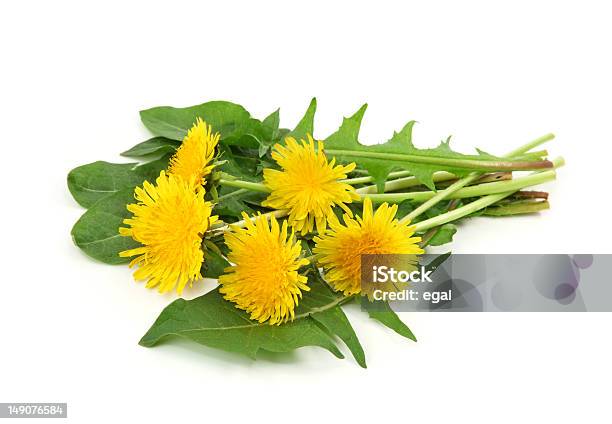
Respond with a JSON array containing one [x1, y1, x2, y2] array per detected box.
[[262, 135, 359, 235], [168, 118, 220, 186], [119, 171, 218, 294], [219, 213, 309, 325], [313, 198, 423, 296]]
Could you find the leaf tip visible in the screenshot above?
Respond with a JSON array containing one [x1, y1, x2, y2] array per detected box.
[[138, 334, 156, 348], [357, 103, 368, 116]]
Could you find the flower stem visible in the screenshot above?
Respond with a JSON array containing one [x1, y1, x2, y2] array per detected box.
[[412, 192, 515, 232], [355, 171, 456, 194], [210, 209, 288, 236], [215, 188, 249, 202], [505, 133, 555, 157], [342, 170, 412, 185], [361, 170, 556, 204], [324, 149, 553, 171], [482, 200, 550, 216], [218, 178, 270, 193], [398, 133, 556, 224], [411, 155, 564, 231], [511, 150, 549, 160]]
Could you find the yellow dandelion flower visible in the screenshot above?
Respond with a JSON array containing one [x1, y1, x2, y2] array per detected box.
[[119, 171, 218, 294], [168, 118, 220, 186], [219, 213, 310, 325], [262, 135, 359, 235], [313, 197, 424, 296]]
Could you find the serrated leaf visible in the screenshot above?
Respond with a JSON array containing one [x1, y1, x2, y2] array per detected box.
[[71, 188, 138, 264], [140, 101, 269, 149], [287, 97, 316, 140], [139, 287, 344, 361], [121, 137, 180, 157], [67, 155, 169, 208], [140, 278, 367, 366], [366, 300, 417, 342], [324, 104, 503, 192]]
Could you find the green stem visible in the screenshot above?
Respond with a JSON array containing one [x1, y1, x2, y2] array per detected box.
[[474, 172, 512, 184], [510, 150, 548, 160], [505, 133, 555, 156], [482, 200, 550, 216], [362, 170, 556, 204], [218, 178, 270, 193], [210, 209, 288, 236], [355, 171, 456, 194], [215, 188, 249, 202], [398, 133, 555, 224], [412, 155, 564, 232], [215, 136, 559, 231], [412, 192, 515, 232], [342, 170, 412, 185], [402, 173, 481, 223], [355, 171, 510, 194], [325, 149, 553, 171]]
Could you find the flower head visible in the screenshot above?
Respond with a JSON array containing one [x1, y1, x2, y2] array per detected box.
[[313, 198, 423, 296], [119, 171, 218, 294], [219, 213, 309, 325], [168, 118, 220, 186], [262, 135, 358, 235]]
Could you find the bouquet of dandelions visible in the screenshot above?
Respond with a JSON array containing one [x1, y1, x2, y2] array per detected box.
[[68, 99, 562, 367]]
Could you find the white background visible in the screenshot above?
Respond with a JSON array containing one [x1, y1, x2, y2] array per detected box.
[[1, 1, 611, 423]]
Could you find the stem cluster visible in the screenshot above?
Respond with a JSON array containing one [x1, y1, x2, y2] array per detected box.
[[216, 134, 562, 241]]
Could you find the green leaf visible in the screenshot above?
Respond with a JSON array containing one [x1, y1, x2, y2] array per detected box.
[[218, 146, 261, 182], [262, 108, 280, 138], [366, 300, 417, 342], [427, 223, 457, 246], [67, 156, 169, 208], [200, 249, 230, 279], [140, 277, 368, 366], [71, 188, 138, 264], [214, 146, 267, 220], [139, 101, 269, 149], [258, 108, 281, 156], [295, 276, 366, 367], [363, 254, 449, 338], [324, 105, 504, 192], [419, 252, 452, 278], [121, 137, 179, 157], [213, 195, 257, 221], [310, 308, 366, 368], [288, 97, 317, 140], [395, 199, 416, 219], [139, 287, 344, 361]]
